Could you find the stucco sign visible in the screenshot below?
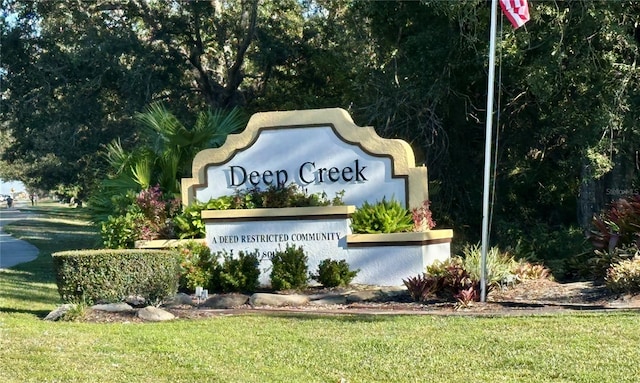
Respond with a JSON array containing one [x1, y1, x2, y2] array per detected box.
[[182, 108, 428, 209]]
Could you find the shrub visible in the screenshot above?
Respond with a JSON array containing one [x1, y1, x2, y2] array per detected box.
[[461, 244, 517, 288], [588, 195, 640, 252], [313, 259, 359, 288], [52, 249, 180, 305], [425, 257, 478, 301], [177, 241, 218, 292], [215, 250, 261, 293], [350, 198, 413, 234], [174, 197, 233, 239], [605, 256, 640, 293], [403, 274, 439, 302], [270, 245, 309, 291], [589, 245, 639, 283], [512, 261, 552, 281], [411, 200, 436, 231], [100, 212, 144, 249], [100, 186, 181, 248]]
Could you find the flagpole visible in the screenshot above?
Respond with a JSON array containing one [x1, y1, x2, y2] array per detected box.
[[481, 0, 500, 302]]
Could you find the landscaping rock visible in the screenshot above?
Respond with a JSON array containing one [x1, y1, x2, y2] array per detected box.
[[44, 304, 77, 321], [309, 295, 347, 306], [125, 295, 146, 307], [92, 303, 134, 312], [249, 293, 310, 307], [345, 290, 380, 303], [202, 293, 250, 309], [137, 306, 175, 322], [165, 293, 195, 307]]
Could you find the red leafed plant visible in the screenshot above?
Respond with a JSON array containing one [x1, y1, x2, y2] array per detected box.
[[412, 200, 436, 231], [588, 195, 640, 252]]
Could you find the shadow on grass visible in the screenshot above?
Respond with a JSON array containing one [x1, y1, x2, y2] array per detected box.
[[0, 306, 53, 319]]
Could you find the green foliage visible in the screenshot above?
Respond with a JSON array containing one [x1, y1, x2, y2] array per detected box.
[[589, 246, 640, 283], [99, 186, 181, 248], [174, 186, 343, 239], [312, 259, 359, 288], [461, 244, 517, 289], [216, 251, 261, 293], [350, 198, 414, 234], [270, 245, 309, 291], [605, 256, 640, 294], [100, 211, 144, 249], [177, 241, 218, 292], [52, 249, 180, 305], [174, 197, 233, 239]]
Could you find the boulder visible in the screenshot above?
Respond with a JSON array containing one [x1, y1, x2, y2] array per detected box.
[[249, 293, 310, 307], [202, 294, 250, 309], [44, 304, 77, 321], [92, 303, 134, 312], [137, 306, 175, 322]]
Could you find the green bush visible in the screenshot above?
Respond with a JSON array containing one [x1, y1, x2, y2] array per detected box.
[[605, 256, 640, 293], [313, 259, 359, 288], [177, 241, 218, 292], [215, 250, 261, 293], [100, 186, 181, 248], [425, 257, 478, 303], [52, 249, 180, 305], [270, 245, 309, 291], [461, 244, 517, 288], [174, 197, 233, 239], [350, 198, 413, 234]]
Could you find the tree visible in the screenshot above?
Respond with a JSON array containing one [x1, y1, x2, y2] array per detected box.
[[89, 103, 247, 222]]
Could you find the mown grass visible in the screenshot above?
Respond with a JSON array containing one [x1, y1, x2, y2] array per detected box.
[[1, 204, 639, 382]]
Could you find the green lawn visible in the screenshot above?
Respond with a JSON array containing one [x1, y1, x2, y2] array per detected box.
[[1, 205, 639, 382]]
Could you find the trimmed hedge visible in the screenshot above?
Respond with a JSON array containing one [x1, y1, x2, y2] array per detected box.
[[52, 249, 180, 305]]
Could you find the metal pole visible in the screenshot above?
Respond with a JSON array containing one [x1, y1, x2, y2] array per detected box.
[[481, 0, 499, 303]]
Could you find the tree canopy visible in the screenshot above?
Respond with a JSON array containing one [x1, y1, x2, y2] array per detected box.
[[2, 0, 640, 259]]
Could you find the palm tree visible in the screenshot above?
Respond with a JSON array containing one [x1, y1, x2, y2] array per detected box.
[[89, 103, 246, 221]]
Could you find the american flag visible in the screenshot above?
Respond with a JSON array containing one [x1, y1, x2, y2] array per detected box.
[[499, 0, 530, 29]]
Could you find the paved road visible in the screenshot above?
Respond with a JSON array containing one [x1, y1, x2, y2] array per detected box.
[[0, 202, 39, 269]]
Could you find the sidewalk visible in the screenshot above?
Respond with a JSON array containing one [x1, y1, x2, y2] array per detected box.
[[0, 202, 39, 269]]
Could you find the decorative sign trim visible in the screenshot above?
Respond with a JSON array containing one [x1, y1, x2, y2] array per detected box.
[[181, 108, 428, 209]]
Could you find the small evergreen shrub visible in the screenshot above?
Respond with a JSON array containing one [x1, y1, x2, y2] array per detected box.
[[177, 241, 218, 292], [605, 256, 640, 293], [52, 249, 180, 305], [589, 245, 639, 283], [424, 257, 478, 303], [270, 245, 309, 291], [215, 250, 261, 293], [313, 259, 359, 288], [350, 198, 413, 234]]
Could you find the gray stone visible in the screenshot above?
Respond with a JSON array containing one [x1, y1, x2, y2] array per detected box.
[[44, 304, 77, 321], [165, 293, 195, 307], [137, 306, 175, 322], [125, 295, 146, 307], [345, 290, 380, 303], [92, 302, 134, 312], [249, 293, 310, 307], [309, 295, 347, 306], [202, 293, 249, 309]]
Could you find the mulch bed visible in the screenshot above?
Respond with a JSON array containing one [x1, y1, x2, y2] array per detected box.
[[79, 279, 640, 323]]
